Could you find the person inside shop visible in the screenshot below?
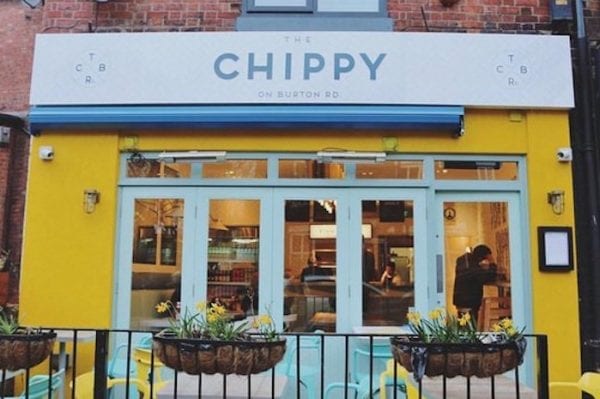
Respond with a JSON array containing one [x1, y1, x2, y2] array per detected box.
[[362, 239, 376, 311], [379, 260, 403, 289], [300, 255, 329, 282], [240, 271, 259, 315], [452, 244, 498, 324]]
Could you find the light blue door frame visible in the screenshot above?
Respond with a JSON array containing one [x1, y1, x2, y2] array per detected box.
[[433, 191, 533, 385], [114, 187, 197, 330]]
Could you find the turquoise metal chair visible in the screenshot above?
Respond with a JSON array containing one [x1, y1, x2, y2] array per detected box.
[[278, 331, 324, 399], [5, 369, 64, 399], [107, 336, 153, 378], [107, 336, 154, 399]]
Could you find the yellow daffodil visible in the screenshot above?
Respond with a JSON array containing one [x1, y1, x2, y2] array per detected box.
[[207, 313, 218, 324], [492, 323, 503, 332], [212, 303, 227, 316], [155, 302, 169, 314], [196, 301, 206, 312], [407, 311, 421, 325], [500, 318, 513, 329], [429, 308, 443, 321], [458, 313, 471, 326], [258, 314, 272, 325]]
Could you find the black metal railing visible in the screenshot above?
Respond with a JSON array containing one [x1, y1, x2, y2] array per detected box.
[[0, 329, 548, 399]]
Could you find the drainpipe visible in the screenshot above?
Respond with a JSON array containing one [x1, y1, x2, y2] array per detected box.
[[573, 0, 600, 372]]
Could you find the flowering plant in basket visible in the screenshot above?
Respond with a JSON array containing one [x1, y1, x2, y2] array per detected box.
[[153, 301, 286, 375], [0, 306, 57, 371], [391, 308, 526, 380], [154, 300, 279, 341]]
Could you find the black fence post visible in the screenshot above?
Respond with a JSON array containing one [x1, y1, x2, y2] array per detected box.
[[537, 335, 549, 399], [94, 330, 109, 399]]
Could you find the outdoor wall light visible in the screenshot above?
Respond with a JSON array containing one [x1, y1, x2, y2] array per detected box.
[[83, 189, 100, 214], [157, 151, 226, 163], [547, 190, 565, 215], [316, 151, 386, 164]]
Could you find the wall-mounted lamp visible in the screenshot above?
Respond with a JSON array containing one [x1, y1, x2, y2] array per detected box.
[[157, 151, 226, 163], [316, 151, 386, 164], [547, 190, 565, 215], [83, 189, 100, 214]]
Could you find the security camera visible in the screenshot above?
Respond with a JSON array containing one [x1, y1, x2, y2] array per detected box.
[[39, 146, 54, 161], [557, 147, 572, 162]]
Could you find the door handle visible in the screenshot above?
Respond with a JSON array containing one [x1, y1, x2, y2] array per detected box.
[[436, 254, 443, 293]]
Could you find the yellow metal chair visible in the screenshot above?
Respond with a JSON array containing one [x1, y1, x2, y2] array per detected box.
[[133, 347, 171, 397], [378, 359, 409, 399], [550, 372, 600, 399]]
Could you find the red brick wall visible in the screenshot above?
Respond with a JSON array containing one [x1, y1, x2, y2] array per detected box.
[[35, 0, 600, 37], [42, 0, 241, 33], [0, 1, 40, 304]]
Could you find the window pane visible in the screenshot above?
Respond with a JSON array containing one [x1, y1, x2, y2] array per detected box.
[[207, 200, 260, 318], [318, 0, 379, 12], [444, 201, 511, 331], [435, 161, 518, 180], [362, 200, 414, 326], [130, 198, 183, 330], [255, 0, 307, 6], [127, 158, 191, 178], [356, 161, 423, 179], [202, 160, 267, 179], [284, 199, 337, 332], [279, 159, 345, 179]]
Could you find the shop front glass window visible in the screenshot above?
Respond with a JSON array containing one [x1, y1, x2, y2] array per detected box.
[[279, 160, 345, 179], [356, 160, 423, 179], [435, 160, 518, 180], [127, 155, 191, 178], [444, 201, 512, 331], [202, 160, 267, 179], [206, 199, 260, 319], [283, 199, 337, 332], [130, 198, 183, 329], [361, 200, 414, 326]]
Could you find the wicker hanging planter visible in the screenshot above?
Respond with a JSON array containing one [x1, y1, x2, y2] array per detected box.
[[0, 331, 57, 371], [153, 333, 286, 375], [390, 335, 526, 381]]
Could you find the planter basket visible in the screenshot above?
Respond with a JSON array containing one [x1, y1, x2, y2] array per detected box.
[[0, 331, 57, 371], [153, 334, 286, 375], [390, 335, 527, 381]]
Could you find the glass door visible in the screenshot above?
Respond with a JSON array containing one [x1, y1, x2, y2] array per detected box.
[[114, 188, 196, 330], [115, 187, 272, 330], [273, 188, 426, 333], [273, 190, 347, 332], [435, 193, 527, 331], [196, 188, 273, 323]]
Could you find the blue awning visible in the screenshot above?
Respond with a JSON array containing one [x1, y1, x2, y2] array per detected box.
[[28, 105, 464, 135]]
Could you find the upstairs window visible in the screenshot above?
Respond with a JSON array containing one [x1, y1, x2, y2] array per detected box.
[[238, 0, 392, 31], [247, 0, 381, 13]]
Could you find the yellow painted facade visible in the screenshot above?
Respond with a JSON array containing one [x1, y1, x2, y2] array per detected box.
[[20, 109, 580, 389]]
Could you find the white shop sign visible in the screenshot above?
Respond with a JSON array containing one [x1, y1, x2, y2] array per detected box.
[[30, 31, 574, 108]]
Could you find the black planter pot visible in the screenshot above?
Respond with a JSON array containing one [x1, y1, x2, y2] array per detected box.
[[153, 333, 286, 376], [390, 335, 527, 381], [0, 331, 57, 371]]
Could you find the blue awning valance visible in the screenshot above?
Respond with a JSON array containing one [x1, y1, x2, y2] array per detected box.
[[28, 105, 464, 135]]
